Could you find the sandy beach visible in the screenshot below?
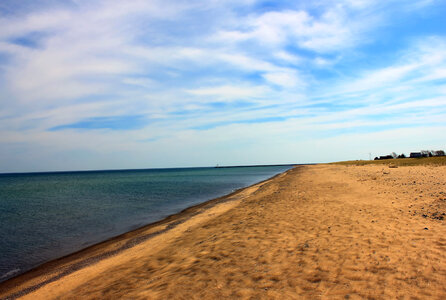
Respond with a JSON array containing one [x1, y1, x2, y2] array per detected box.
[[1, 163, 445, 299]]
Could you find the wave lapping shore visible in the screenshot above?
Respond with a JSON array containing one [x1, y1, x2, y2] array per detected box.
[[0, 165, 291, 284], [1, 164, 445, 299]]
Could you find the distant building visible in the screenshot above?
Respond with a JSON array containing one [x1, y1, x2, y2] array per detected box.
[[410, 152, 422, 158], [420, 150, 430, 157], [379, 155, 393, 160]]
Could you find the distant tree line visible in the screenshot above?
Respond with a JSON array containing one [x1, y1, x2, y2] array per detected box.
[[374, 150, 445, 160]]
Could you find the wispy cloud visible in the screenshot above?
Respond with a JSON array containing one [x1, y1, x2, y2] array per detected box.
[[49, 115, 147, 131]]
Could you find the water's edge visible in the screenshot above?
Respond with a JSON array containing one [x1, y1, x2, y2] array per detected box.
[[0, 166, 298, 298]]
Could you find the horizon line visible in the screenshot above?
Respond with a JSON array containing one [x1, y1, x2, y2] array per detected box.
[[0, 163, 308, 176]]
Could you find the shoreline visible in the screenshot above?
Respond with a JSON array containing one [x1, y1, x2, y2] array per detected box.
[[0, 167, 296, 299], [2, 163, 445, 299]]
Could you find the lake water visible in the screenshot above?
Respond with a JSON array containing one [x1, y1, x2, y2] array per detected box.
[[0, 165, 292, 282]]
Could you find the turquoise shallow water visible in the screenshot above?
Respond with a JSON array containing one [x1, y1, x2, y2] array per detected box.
[[0, 165, 292, 282]]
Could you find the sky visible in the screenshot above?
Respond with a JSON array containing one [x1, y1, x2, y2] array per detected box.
[[1, 0, 446, 172]]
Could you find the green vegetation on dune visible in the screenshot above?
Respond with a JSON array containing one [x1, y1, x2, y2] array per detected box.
[[332, 156, 446, 166]]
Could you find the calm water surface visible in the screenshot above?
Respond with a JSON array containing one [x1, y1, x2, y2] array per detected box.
[[0, 165, 292, 282]]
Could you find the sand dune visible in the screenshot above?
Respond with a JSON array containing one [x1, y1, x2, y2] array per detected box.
[[1, 164, 445, 299]]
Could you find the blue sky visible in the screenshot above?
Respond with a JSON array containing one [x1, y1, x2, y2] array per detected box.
[[1, 0, 446, 172]]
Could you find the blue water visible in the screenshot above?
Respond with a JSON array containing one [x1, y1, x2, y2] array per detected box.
[[0, 165, 292, 282]]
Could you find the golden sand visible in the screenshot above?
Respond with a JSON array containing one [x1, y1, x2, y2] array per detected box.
[[1, 164, 445, 299]]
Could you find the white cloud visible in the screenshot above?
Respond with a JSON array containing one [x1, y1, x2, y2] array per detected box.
[[262, 71, 303, 88], [274, 51, 301, 64], [186, 85, 269, 100], [214, 7, 359, 53], [122, 77, 157, 89], [314, 36, 446, 108]]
